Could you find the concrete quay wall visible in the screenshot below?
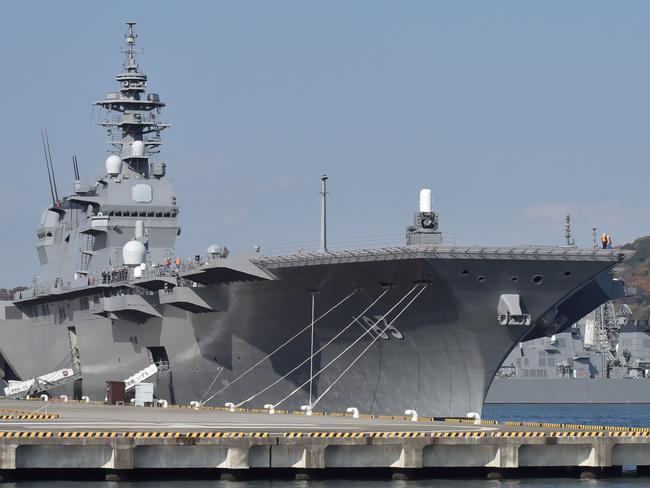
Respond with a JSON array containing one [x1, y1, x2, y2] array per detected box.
[[0, 434, 649, 474]]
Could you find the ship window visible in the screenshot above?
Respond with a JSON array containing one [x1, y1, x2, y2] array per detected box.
[[124, 212, 131, 217], [564, 271, 572, 277], [164, 212, 171, 218], [115, 211, 122, 217], [511, 276, 519, 282], [476, 275, 485, 282], [132, 183, 153, 203], [461, 269, 469, 276], [532, 274, 544, 285], [156, 212, 163, 217], [147, 212, 154, 217]]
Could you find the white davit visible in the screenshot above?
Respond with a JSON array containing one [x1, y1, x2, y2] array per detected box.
[[419, 188, 432, 213]]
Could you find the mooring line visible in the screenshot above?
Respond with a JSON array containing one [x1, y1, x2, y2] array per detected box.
[[311, 284, 427, 409], [272, 284, 423, 410], [235, 288, 391, 408], [201, 289, 358, 406]]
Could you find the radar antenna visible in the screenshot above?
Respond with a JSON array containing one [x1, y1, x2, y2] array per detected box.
[[124, 22, 138, 68]]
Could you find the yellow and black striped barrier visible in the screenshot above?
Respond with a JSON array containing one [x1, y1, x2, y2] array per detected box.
[[0, 413, 60, 420], [0, 430, 648, 439]]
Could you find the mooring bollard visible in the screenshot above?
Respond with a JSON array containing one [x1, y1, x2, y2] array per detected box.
[[300, 405, 313, 416], [467, 412, 481, 425], [59, 395, 68, 402], [264, 404, 275, 414], [346, 407, 360, 419], [405, 409, 418, 422], [225, 402, 235, 412]]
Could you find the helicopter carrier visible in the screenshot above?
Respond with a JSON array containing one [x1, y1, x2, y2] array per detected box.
[[0, 24, 631, 418]]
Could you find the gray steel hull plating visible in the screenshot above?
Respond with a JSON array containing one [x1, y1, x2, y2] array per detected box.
[[0, 254, 621, 417]]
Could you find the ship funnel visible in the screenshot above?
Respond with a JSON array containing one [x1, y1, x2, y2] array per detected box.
[[419, 189, 432, 213]]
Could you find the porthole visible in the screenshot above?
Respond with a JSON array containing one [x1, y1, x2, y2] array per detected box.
[[564, 271, 572, 277], [532, 275, 544, 285], [477, 276, 486, 282], [511, 276, 519, 282], [461, 269, 469, 276]]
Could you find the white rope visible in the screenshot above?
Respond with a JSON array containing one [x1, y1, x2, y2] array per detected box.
[[199, 366, 224, 404], [234, 288, 390, 407], [311, 285, 427, 409], [200, 288, 358, 406], [308, 292, 315, 407], [272, 284, 422, 410]]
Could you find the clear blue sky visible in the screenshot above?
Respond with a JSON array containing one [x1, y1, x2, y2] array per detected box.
[[1, 1, 648, 286]]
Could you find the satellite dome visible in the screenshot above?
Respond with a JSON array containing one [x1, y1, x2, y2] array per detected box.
[[106, 155, 122, 176], [131, 140, 146, 157], [207, 244, 220, 255], [123, 240, 146, 266]]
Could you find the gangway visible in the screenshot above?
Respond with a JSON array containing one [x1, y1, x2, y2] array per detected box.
[[124, 361, 169, 391], [4, 368, 79, 399]]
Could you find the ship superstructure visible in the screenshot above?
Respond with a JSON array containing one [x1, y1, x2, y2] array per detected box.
[[0, 24, 631, 417]]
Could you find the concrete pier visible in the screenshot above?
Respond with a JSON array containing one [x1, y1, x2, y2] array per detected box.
[[0, 400, 648, 479]]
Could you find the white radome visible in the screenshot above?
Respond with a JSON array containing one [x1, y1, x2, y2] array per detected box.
[[123, 240, 146, 266], [105, 155, 122, 176], [132, 140, 146, 157]]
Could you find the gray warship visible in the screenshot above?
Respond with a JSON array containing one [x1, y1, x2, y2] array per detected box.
[[487, 292, 650, 404], [0, 24, 631, 417]]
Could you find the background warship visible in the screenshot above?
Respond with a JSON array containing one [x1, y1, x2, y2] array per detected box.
[[487, 217, 650, 403], [0, 24, 630, 417]]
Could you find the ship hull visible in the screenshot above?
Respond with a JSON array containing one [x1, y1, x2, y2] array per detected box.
[[486, 378, 650, 404], [0, 251, 624, 417]]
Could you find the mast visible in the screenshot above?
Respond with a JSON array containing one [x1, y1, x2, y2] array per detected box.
[[320, 175, 328, 253], [95, 22, 170, 177]]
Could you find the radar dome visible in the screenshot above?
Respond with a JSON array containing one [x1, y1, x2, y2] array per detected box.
[[207, 244, 220, 255], [131, 140, 146, 157], [106, 155, 122, 176], [122, 239, 146, 266]]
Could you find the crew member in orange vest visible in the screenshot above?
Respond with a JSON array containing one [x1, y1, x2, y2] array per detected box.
[[601, 233, 608, 249]]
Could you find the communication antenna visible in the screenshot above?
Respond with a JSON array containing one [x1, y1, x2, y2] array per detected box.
[[40, 130, 56, 207], [72, 155, 80, 180], [320, 175, 328, 253], [564, 214, 575, 247], [592, 227, 597, 249], [43, 129, 59, 204]]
